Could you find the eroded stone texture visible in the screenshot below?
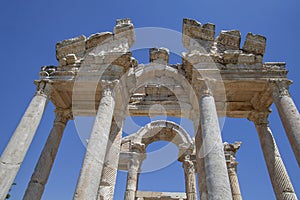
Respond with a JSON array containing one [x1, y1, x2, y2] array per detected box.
[[23, 108, 72, 200], [0, 82, 50, 200], [248, 111, 298, 200]]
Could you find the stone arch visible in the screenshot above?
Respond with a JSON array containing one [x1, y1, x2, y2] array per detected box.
[[123, 120, 194, 154]]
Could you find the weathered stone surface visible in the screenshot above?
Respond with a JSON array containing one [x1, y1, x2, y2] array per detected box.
[[271, 80, 300, 167], [86, 32, 113, 49], [150, 47, 169, 65], [215, 30, 241, 52], [23, 108, 72, 200], [0, 82, 50, 200], [242, 33, 266, 55], [248, 111, 298, 200]]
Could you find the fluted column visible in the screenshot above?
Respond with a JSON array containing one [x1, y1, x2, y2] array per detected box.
[[196, 81, 232, 200], [182, 154, 197, 200], [248, 111, 298, 200], [194, 125, 208, 200], [97, 118, 124, 200], [124, 143, 145, 200], [23, 108, 72, 200], [224, 142, 242, 200], [74, 80, 117, 200], [271, 80, 300, 166], [0, 81, 50, 200]]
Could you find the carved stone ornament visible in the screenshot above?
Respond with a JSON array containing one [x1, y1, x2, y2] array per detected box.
[[35, 81, 51, 98], [101, 80, 119, 97], [54, 108, 73, 125], [270, 79, 292, 99], [248, 111, 270, 126]]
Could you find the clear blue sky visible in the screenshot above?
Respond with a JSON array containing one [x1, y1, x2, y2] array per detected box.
[[0, 0, 299, 199]]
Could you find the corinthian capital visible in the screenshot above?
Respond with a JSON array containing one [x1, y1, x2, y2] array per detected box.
[[54, 108, 73, 125], [101, 80, 119, 97], [269, 79, 292, 98], [248, 111, 270, 126], [194, 78, 216, 97], [35, 81, 51, 98]]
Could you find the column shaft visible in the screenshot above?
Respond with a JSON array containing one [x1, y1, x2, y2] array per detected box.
[[183, 157, 197, 200], [255, 123, 298, 199], [74, 92, 115, 200], [273, 83, 300, 166], [0, 82, 49, 200], [124, 154, 141, 200], [249, 111, 298, 199], [199, 94, 232, 200], [228, 169, 242, 200], [97, 120, 123, 200], [195, 126, 208, 200], [23, 108, 72, 200]]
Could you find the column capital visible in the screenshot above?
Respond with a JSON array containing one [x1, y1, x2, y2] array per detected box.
[[182, 154, 196, 173], [224, 142, 241, 172], [101, 80, 119, 97], [269, 79, 292, 98], [248, 111, 270, 126], [35, 81, 51, 98], [194, 78, 216, 97], [54, 108, 73, 125]]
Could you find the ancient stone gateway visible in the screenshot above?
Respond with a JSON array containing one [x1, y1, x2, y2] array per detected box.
[[0, 18, 299, 200]]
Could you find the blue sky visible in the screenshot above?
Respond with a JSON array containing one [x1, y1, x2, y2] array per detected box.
[[0, 0, 299, 199]]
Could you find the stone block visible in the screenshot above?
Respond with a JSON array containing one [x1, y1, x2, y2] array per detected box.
[[56, 35, 86, 61], [86, 32, 113, 49], [215, 30, 241, 52], [150, 47, 169, 65], [242, 32, 266, 55], [182, 18, 215, 50]]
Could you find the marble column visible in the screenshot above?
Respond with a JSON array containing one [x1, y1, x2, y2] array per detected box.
[[23, 108, 72, 200], [224, 142, 242, 200], [124, 143, 145, 200], [0, 81, 50, 200], [197, 81, 232, 200], [272, 80, 300, 166], [97, 119, 123, 200], [194, 126, 208, 200], [248, 111, 298, 200], [182, 155, 197, 200], [74, 80, 117, 200]]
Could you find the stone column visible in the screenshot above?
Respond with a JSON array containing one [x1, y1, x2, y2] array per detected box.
[[248, 111, 298, 200], [23, 108, 72, 200], [74, 80, 117, 200], [197, 81, 232, 200], [271, 80, 300, 166], [182, 154, 197, 200], [0, 81, 50, 200], [224, 142, 242, 200], [194, 126, 208, 200], [124, 143, 145, 200], [97, 118, 124, 200]]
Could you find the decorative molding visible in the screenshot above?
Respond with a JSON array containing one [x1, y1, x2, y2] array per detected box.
[[248, 111, 270, 126], [35, 81, 52, 98], [54, 108, 73, 125]]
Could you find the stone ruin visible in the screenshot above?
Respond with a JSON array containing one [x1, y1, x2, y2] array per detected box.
[[0, 18, 299, 200]]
